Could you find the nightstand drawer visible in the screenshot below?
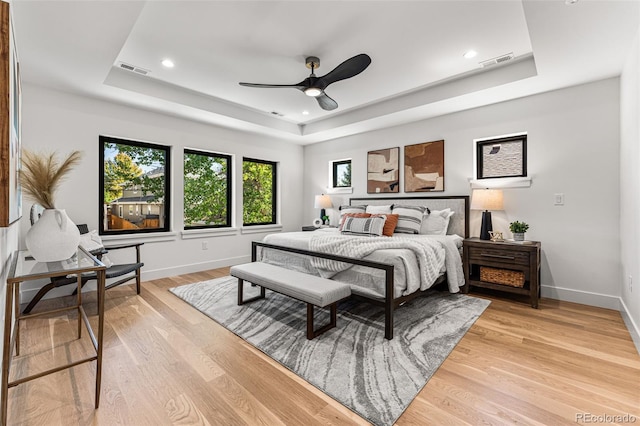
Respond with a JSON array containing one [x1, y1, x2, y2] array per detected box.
[[468, 247, 530, 265]]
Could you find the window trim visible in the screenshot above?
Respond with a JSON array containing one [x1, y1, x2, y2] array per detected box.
[[242, 157, 277, 226], [183, 148, 233, 230], [99, 135, 171, 235]]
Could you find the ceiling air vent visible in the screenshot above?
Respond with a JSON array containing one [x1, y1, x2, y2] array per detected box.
[[118, 62, 151, 76], [479, 52, 515, 68]]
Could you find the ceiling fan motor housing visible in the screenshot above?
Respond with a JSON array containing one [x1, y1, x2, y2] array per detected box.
[[305, 56, 320, 70]]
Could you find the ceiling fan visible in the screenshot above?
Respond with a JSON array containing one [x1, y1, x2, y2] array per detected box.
[[239, 53, 371, 111]]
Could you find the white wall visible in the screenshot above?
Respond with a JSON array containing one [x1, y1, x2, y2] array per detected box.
[[18, 84, 304, 300], [620, 27, 640, 350], [304, 78, 621, 310]]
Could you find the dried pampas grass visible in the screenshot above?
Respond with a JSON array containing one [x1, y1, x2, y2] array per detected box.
[[20, 150, 82, 209]]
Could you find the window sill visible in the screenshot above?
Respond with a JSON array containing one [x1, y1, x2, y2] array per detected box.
[[101, 231, 178, 244], [326, 187, 353, 194], [241, 225, 283, 234], [181, 228, 238, 239], [469, 177, 532, 189]]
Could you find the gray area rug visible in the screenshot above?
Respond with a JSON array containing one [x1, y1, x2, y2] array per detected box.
[[170, 276, 490, 425]]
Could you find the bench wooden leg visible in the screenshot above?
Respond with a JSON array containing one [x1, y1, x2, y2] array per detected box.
[[306, 302, 337, 340], [237, 278, 265, 306]]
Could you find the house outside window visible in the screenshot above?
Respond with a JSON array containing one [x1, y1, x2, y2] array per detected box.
[[243, 158, 277, 225], [99, 136, 171, 235], [183, 149, 232, 229]]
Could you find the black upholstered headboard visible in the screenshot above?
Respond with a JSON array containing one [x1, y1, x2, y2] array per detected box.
[[349, 195, 469, 238]]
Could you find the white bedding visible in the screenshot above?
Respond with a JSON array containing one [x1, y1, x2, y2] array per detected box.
[[260, 228, 463, 299]]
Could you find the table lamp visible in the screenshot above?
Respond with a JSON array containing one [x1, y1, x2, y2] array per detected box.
[[314, 194, 333, 224], [470, 189, 504, 240]]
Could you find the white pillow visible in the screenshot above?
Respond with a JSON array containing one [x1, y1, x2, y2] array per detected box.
[[78, 230, 114, 267], [341, 216, 385, 237], [79, 230, 104, 252], [420, 208, 455, 235], [365, 204, 392, 215], [391, 205, 426, 234]]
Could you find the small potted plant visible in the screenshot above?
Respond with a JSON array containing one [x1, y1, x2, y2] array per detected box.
[[322, 215, 330, 226], [509, 221, 529, 241]]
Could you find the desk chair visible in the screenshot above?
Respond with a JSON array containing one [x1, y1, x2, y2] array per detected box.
[[22, 223, 144, 314]]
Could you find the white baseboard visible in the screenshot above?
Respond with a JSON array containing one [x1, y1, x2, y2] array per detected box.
[[541, 284, 621, 310], [19, 255, 251, 303], [542, 284, 640, 355], [620, 298, 640, 355]]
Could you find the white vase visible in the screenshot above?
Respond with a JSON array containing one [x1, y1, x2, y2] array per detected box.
[[513, 232, 525, 241], [25, 209, 80, 262]]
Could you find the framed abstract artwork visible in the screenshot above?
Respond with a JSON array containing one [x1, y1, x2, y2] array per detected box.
[[367, 147, 399, 193], [404, 140, 444, 192], [0, 3, 22, 227]]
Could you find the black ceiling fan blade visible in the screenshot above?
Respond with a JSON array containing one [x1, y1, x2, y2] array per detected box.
[[239, 82, 306, 90], [316, 92, 338, 111], [316, 53, 371, 88]]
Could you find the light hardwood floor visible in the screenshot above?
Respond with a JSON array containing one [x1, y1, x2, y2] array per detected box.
[[7, 267, 640, 425]]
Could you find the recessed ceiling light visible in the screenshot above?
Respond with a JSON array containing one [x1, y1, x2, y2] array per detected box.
[[565, 0, 579, 4], [463, 50, 478, 59], [161, 59, 175, 68], [302, 110, 309, 115]]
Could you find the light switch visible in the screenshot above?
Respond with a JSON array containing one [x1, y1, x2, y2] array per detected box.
[[554, 193, 564, 206]]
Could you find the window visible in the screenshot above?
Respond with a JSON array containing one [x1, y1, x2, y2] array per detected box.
[[183, 149, 232, 229], [476, 134, 527, 179], [243, 158, 277, 225], [332, 159, 351, 188], [99, 136, 171, 235]]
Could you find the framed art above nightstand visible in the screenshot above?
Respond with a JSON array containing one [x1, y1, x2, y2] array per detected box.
[[462, 237, 541, 308]]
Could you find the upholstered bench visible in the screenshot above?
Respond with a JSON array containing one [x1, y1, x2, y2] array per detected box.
[[230, 262, 351, 339]]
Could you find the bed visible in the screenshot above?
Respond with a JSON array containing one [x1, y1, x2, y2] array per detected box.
[[257, 195, 469, 339]]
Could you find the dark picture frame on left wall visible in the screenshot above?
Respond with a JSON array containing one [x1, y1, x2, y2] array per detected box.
[[0, 2, 22, 227]]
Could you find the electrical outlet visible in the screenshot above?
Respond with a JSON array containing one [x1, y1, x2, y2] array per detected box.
[[554, 193, 564, 206], [629, 275, 633, 292], [202, 241, 208, 250]]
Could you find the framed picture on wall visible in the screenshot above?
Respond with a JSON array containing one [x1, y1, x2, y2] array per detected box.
[[0, 3, 22, 227], [404, 140, 444, 192], [367, 147, 399, 193]]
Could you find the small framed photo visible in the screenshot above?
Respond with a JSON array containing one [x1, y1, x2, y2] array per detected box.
[[476, 134, 527, 179]]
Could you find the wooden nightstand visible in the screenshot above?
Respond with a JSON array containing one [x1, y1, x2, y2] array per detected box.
[[462, 237, 541, 308]]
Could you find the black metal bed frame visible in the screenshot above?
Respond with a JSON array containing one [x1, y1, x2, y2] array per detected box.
[[251, 195, 470, 340], [252, 241, 397, 339]]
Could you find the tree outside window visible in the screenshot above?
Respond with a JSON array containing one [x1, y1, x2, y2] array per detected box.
[[333, 159, 351, 188], [99, 136, 170, 234], [184, 149, 232, 229], [243, 158, 277, 225]]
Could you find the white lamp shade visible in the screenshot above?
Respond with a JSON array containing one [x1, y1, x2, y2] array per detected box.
[[470, 189, 504, 211], [314, 194, 333, 209]]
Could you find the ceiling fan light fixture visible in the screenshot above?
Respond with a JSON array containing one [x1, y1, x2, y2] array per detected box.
[[304, 87, 322, 97]]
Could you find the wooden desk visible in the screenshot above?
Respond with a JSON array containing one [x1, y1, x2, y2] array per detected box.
[[1, 247, 106, 426]]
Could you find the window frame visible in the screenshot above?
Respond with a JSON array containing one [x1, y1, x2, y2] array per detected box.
[[332, 159, 351, 188], [476, 134, 527, 180], [183, 148, 232, 230], [242, 157, 277, 226], [99, 135, 171, 235]]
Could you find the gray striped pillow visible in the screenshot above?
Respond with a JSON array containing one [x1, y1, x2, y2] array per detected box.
[[392, 205, 426, 234], [341, 216, 385, 237]]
